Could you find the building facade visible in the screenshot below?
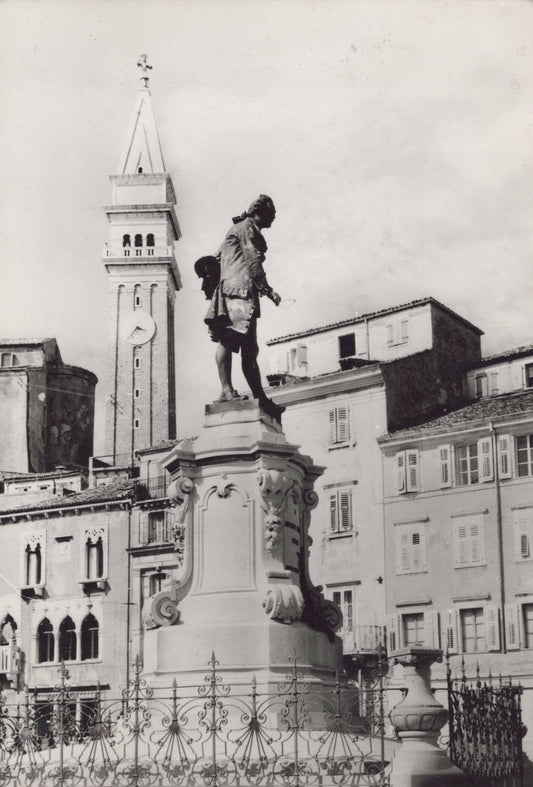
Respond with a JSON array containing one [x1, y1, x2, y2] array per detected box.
[[378, 346, 533, 760], [266, 298, 482, 670], [0, 339, 96, 474]]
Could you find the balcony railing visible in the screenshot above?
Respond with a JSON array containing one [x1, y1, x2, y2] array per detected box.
[[103, 246, 173, 259], [342, 625, 386, 655], [134, 476, 168, 501]]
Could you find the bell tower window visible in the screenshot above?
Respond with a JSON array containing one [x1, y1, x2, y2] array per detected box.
[[147, 234, 155, 256], [135, 234, 143, 256]]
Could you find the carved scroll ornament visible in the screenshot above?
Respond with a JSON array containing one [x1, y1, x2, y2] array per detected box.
[[262, 584, 304, 624], [142, 590, 180, 630]]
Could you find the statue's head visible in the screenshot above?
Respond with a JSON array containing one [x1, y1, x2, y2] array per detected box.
[[247, 194, 276, 228]]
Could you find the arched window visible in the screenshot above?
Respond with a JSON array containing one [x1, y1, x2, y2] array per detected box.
[[146, 233, 155, 256], [134, 234, 143, 247], [38, 618, 54, 663], [81, 614, 99, 660], [0, 615, 16, 646], [122, 234, 131, 247], [59, 617, 76, 661], [26, 543, 42, 586], [86, 537, 104, 580]]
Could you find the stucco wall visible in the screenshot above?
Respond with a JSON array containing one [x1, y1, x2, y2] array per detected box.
[[0, 372, 29, 472]]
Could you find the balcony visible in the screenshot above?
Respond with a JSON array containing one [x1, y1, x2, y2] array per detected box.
[[0, 643, 19, 684], [342, 625, 386, 656], [103, 245, 173, 259], [134, 476, 168, 501]]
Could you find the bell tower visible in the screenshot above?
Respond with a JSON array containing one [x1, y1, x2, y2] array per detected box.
[[102, 56, 181, 462]]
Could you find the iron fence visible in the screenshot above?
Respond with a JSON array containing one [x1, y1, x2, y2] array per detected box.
[[447, 658, 525, 787], [0, 653, 393, 786]]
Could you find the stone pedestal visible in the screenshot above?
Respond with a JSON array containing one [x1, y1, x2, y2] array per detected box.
[[389, 647, 466, 787], [143, 399, 342, 685]]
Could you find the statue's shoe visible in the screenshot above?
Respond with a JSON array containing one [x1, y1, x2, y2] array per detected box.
[[216, 390, 248, 402]]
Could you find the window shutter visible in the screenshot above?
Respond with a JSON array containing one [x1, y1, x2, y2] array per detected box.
[[387, 614, 402, 653], [425, 611, 440, 648], [505, 603, 521, 650], [297, 344, 308, 365], [396, 531, 410, 573], [396, 452, 406, 494], [485, 605, 500, 652], [469, 522, 484, 564], [444, 609, 458, 654], [406, 450, 420, 492], [339, 490, 352, 530], [439, 445, 452, 488], [327, 409, 336, 445], [497, 435, 512, 479], [411, 530, 425, 571], [454, 524, 468, 566], [329, 493, 338, 532], [386, 324, 393, 345], [514, 509, 531, 559], [337, 406, 350, 443], [478, 437, 494, 482]]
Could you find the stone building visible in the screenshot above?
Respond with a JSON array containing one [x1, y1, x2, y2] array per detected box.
[[378, 345, 533, 760], [265, 297, 482, 672], [0, 339, 96, 474]]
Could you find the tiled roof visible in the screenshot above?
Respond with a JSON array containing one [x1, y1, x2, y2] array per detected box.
[[386, 390, 533, 439], [477, 344, 533, 367], [136, 439, 178, 455], [0, 338, 53, 346], [0, 479, 136, 517], [267, 297, 483, 345]]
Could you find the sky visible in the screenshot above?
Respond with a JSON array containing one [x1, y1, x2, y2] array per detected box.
[[1, 0, 532, 452]]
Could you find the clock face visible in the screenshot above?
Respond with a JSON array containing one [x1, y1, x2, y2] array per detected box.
[[122, 310, 156, 346]]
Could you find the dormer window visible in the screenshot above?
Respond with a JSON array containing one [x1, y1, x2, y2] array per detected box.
[[387, 319, 409, 346], [1, 353, 19, 368], [339, 333, 356, 370]]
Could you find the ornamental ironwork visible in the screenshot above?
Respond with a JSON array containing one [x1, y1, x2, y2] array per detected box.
[[0, 652, 393, 786], [446, 656, 525, 784]]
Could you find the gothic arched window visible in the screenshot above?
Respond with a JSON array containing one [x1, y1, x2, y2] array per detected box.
[[37, 618, 54, 663], [81, 614, 99, 660], [25, 543, 42, 586], [86, 537, 104, 580], [0, 615, 17, 646], [59, 617, 76, 661]]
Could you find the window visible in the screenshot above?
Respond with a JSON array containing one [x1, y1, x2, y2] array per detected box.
[[147, 511, 171, 543], [514, 507, 533, 560], [81, 614, 99, 660], [396, 523, 426, 574], [395, 449, 420, 493], [332, 589, 353, 633], [453, 516, 485, 567], [489, 372, 499, 395], [403, 613, 424, 646], [288, 344, 307, 371], [439, 445, 452, 487], [135, 357, 141, 369], [86, 538, 104, 580], [147, 233, 155, 247], [328, 488, 353, 533], [1, 353, 19, 367], [134, 419, 140, 429], [460, 608, 485, 653], [83, 527, 106, 582], [386, 319, 409, 346], [517, 435, 533, 477], [134, 233, 143, 247], [525, 363, 533, 388], [149, 572, 167, 596], [135, 389, 140, 399], [339, 333, 356, 359], [135, 295, 142, 307], [122, 234, 131, 247], [455, 438, 494, 485], [59, 617, 76, 661], [475, 374, 487, 398], [25, 543, 42, 586], [327, 406, 350, 446], [37, 618, 54, 663]]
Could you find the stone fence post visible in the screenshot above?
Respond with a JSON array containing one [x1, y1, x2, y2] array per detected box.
[[388, 646, 468, 787]]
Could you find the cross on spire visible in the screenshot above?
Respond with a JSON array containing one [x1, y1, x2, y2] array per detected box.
[[137, 54, 152, 87]]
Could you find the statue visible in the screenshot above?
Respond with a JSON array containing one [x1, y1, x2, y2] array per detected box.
[[196, 195, 285, 420]]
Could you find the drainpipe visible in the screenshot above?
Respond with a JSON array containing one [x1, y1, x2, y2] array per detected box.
[[490, 421, 507, 653]]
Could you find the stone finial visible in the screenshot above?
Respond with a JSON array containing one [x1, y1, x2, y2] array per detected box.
[[137, 54, 153, 87]]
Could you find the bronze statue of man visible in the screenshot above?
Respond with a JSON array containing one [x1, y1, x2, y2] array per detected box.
[[199, 195, 284, 420]]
